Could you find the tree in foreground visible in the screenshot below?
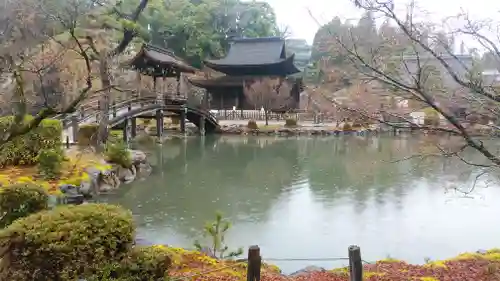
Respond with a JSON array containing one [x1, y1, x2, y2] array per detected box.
[[0, 0, 151, 147], [313, 0, 500, 177]]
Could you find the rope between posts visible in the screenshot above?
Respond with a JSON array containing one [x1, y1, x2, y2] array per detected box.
[[169, 259, 249, 281], [263, 257, 374, 264]]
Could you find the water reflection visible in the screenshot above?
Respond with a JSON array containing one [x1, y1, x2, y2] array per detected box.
[[103, 136, 500, 273]]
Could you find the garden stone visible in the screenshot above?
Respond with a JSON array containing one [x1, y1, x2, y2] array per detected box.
[[59, 184, 80, 195], [93, 168, 121, 193], [136, 162, 152, 178], [130, 149, 147, 164], [65, 193, 85, 205], [289, 265, 326, 277], [117, 165, 136, 183], [79, 181, 92, 197], [59, 184, 88, 205]]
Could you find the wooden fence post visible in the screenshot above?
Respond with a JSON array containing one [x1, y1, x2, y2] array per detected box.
[[113, 101, 117, 118], [348, 245, 363, 281], [247, 245, 261, 281]]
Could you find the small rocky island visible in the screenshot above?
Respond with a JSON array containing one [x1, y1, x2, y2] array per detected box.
[[58, 149, 152, 204]]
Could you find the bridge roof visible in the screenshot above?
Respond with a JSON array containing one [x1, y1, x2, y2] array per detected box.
[[129, 44, 198, 77], [203, 37, 301, 76]]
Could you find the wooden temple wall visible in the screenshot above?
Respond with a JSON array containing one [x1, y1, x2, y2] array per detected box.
[[208, 78, 301, 111]]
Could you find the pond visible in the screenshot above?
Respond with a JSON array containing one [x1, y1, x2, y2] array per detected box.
[[102, 135, 500, 273]]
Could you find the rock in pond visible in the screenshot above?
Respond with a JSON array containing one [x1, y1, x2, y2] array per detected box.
[[84, 166, 121, 193], [116, 165, 137, 184], [130, 149, 147, 164], [58, 184, 86, 205]]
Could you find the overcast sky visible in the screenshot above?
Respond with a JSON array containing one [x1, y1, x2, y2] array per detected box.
[[265, 0, 500, 45]]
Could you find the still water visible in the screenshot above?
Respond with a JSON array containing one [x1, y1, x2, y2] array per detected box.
[[103, 135, 500, 273]]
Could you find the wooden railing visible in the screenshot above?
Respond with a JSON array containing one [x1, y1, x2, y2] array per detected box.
[[213, 110, 339, 123], [55, 95, 217, 128]]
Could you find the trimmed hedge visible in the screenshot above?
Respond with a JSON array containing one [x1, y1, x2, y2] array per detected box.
[[108, 130, 124, 144], [105, 137, 132, 168], [37, 148, 64, 179], [0, 203, 135, 281], [342, 123, 352, 131], [284, 118, 297, 127], [77, 124, 99, 145], [0, 116, 62, 167], [247, 120, 258, 129], [0, 183, 49, 228]]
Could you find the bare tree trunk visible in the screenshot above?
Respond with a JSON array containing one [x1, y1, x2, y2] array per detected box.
[[97, 51, 111, 146], [265, 110, 269, 126]]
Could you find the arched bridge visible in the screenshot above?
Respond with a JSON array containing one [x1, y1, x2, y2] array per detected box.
[[56, 96, 220, 143]]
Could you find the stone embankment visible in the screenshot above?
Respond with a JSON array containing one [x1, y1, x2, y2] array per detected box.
[[218, 124, 373, 136]]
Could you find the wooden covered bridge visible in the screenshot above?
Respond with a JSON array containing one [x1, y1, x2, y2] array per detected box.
[[58, 43, 219, 143]]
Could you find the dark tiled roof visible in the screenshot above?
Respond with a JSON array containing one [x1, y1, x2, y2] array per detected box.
[[129, 44, 197, 76], [205, 37, 287, 66]]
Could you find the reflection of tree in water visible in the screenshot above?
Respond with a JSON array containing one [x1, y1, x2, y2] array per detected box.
[[305, 136, 476, 213], [108, 136, 301, 239]]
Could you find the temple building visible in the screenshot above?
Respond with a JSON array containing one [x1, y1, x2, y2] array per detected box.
[[188, 37, 303, 110]]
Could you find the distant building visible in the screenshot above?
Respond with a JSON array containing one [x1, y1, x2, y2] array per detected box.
[[482, 69, 500, 85], [398, 54, 474, 90], [285, 39, 312, 71]]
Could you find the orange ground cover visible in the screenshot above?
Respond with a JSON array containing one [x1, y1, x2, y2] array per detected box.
[[160, 246, 500, 281]]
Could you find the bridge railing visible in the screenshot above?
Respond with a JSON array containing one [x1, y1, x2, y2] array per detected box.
[[55, 95, 217, 127]]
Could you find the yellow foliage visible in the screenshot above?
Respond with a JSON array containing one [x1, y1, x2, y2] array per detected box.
[[424, 260, 448, 269], [152, 245, 280, 279], [420, 277, 440, 281], [364, 272, 386, 278]]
